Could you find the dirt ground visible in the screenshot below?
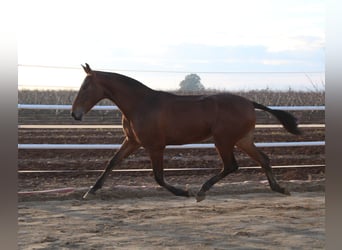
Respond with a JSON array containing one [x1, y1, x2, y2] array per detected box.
[[18, 180, 325, 250]]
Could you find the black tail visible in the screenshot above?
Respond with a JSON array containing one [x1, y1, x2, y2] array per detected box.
[[253, 102, 302, 135]]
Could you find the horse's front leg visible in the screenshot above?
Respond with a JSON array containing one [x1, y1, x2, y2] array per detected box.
[[149, 148, 192, 197], [83, 139, 140, 199]]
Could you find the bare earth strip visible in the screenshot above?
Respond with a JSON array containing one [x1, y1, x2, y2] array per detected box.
[[18, 188, 324, 249]]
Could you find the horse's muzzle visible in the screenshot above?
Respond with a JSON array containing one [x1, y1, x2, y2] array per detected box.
[[71, 111, 83, 121]]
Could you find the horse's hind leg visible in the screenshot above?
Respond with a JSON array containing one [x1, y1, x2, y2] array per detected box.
[[236, 132, 290, 195], [196, 142, 238, 202], [83, 139, 140, 199], [149, 148, 191, 197]]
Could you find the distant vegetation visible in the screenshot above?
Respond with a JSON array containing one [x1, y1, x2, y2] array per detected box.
[[18, 89, 325, 106], [179, 74, 205, 92]]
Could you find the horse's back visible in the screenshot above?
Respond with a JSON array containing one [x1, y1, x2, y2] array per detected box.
[[213, 93, 255, 116], [158, 94, 215, 144], [126, 91, 256, 147], [160, 92, 255, 144]]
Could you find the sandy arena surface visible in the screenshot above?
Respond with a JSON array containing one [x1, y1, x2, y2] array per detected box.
[[18, 181, 324, 250]]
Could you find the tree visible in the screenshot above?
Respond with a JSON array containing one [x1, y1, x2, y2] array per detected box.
[[179, 74, 205, 92]]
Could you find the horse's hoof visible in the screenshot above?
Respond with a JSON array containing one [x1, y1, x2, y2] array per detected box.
[[196, 192, 206, 202], [282, 188, 291, 196], [276, 187, 291, 196], [83, 187, 96, 199]]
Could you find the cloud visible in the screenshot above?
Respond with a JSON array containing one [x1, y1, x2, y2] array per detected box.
[[18, 0, 324, 74], [144, 44, 324, 72]]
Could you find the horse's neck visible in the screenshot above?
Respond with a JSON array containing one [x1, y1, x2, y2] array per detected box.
[[101, 75, 155, 118]]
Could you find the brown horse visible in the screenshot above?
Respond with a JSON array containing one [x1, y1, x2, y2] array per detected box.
[[72, 63, 301, 201]]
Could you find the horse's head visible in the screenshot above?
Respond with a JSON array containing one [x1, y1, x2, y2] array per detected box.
[[71, 63, 105, 121]]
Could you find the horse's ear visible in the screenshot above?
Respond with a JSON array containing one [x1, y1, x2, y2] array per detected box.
[[81, 63, 93, 75]]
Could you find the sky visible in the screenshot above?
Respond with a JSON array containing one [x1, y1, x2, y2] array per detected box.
[[18, 0, 325, 91]]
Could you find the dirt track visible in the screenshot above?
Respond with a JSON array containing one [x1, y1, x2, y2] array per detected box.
[[18, 189, 324, 249]]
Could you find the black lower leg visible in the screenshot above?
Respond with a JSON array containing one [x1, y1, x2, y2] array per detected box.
[[197, 155, 238, 201], [83, 169, 111, 198], [95, 154, 123, 189], [150, 148, 191, 198], [89, 172, 107, 192], [83, 140, 139, 199], [87, 156, 119, 194], [265, 170, 290, 195], [154, 174, 190, 197], [259, 151, 290, 195], [165, 184, 191, 197], [199, 171, 229, 194]]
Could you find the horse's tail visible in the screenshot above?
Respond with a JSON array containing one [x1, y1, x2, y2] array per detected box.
[[253, 102, 302, 135]]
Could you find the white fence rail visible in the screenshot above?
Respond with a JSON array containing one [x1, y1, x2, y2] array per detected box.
[[18, 141, 325, 150], [18, 104, 325, 150], [18, 104, 119, 110], [18, 104, 325, 111]]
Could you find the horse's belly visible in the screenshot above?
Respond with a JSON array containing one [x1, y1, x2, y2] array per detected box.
[[164, 125, 212, 145]]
